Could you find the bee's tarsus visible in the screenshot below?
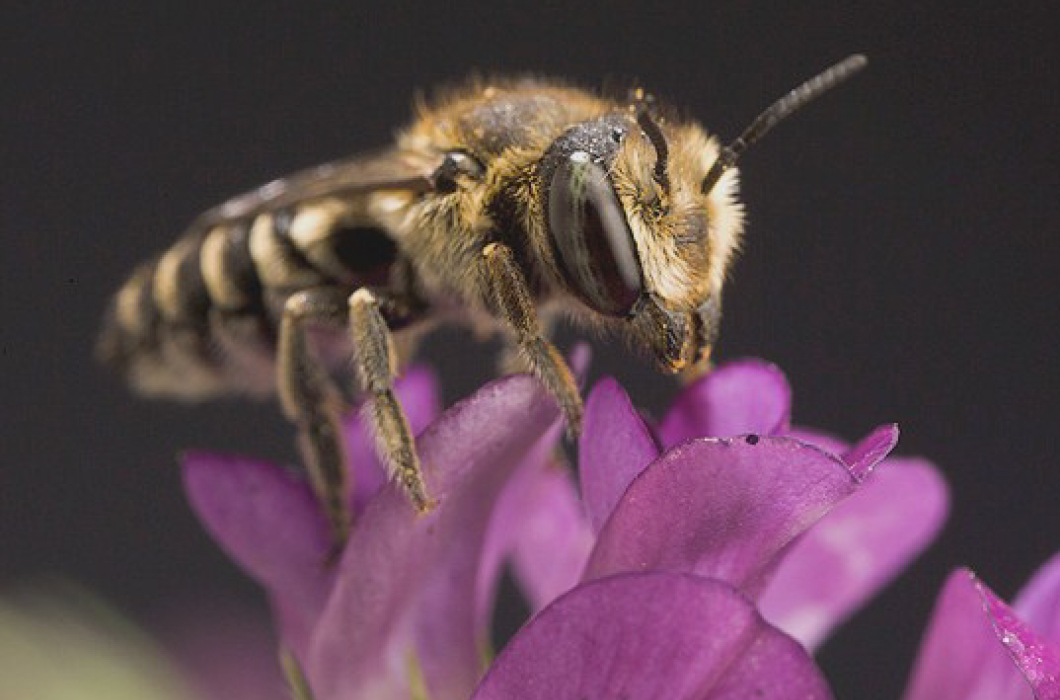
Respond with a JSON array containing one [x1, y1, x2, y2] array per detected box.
[[279, 648, 318, 700]]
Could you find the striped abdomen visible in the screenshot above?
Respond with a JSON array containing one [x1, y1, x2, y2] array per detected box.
[[98, 199, 400, 400]]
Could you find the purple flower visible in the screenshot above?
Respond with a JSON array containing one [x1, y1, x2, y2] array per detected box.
[[902, 553, 1060, 699], [183, 359, 951, 699], [184, 369, 564, 700], [472, 572, 832, 699], [499, 360, 949, 650], [467, 359, 950, 698]]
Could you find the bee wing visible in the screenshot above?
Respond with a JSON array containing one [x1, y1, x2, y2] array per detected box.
[[191, 148, 441, 229]]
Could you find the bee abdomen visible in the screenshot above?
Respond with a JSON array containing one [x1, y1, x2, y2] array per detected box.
[[97, 255, 230, 401], [99, 201, 402, 400], [98, 218, 271, 399]]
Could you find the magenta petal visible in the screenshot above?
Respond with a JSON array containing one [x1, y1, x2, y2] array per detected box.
[[568, 341, 592, 381], [980, 577, 1060, 698], [902, 569, 1057, 700], [472, 572, 832, 700], [308, 375, 560, 700], [583, 437, 857, 597], [841, 423, 899, 480], [166, 611, 288, 700], [658, 359, 791, 448], [410, 421, 560, 700], [1014, 551, 1060, 644], [759, 458, 949, 650], [784, 426, 848, 455], [498, 460, 597, 610], [479, 457, 593, 622], [344, 366, 441, 513], [579, 378, 660, 532], [475, 449, 585, 644], [181, 454, 332, 658]]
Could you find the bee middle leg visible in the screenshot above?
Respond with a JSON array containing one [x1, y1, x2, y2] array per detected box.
[[480, 242, 584, 436], [348, 288, 430, 512]]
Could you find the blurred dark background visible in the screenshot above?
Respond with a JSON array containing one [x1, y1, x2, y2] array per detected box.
[[3, 2, 1058, 697]]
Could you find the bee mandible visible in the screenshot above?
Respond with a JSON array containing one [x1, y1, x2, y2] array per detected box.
[[99, 55, 867, 546]]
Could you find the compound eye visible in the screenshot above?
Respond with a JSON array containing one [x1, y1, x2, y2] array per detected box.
[[548, 151, 643, 316]]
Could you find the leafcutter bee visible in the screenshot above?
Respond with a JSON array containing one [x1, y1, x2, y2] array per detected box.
[[99, 55, 867, 545]]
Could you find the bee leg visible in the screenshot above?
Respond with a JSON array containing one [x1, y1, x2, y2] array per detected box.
[[681, 297, 720, 383], [679, 354, 714, 384], [278, 287, 353, 548], [480, 242, 584, 436], [496, 313, 558, 376], [348, 288, 431, 512], [279, 648, 317, 700]]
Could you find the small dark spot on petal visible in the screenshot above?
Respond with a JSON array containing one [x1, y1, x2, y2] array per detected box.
[[745, 434, 760, 445]]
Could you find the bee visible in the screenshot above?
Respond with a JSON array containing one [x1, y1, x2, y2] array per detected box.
[[99, 55, 866, 546]]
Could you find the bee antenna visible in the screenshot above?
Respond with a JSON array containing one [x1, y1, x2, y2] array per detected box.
[[631, 90, 670, 193], [701, 54, 868, 195]]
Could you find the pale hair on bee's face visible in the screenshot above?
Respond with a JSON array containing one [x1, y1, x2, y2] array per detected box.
[[610, 121, 744, 312]]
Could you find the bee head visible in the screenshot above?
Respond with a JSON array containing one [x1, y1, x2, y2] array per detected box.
[[539, 110, 743, 372], [539, 55, 867, 372]]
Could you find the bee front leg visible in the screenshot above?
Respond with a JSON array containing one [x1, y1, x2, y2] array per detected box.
[[348, 288, 431, 512], [480, 242, 584, 436], [278, 288, 354, 548], [680, 297, 722, 384]]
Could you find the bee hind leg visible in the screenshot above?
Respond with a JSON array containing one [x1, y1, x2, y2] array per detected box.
[[480, 242, 584, 437], [278, 288, 355, 549]]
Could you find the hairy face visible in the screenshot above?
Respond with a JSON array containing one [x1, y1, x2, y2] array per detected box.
[[540, 112, 744, 370], [611, 121, 744, 314]]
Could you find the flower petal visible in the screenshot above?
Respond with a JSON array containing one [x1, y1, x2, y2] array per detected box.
[[658, 359, 791, 448], [471, 572, 832, 700], [578, 378, 660, 532], [784, 426, 848, 455], [902, 569, 1058, 700], [759, 458, 949, 650], [785, 423, 899, 480], [980, 576, 1060, 698], [841, 423, 899, 480], [308, 375, 561, 700], [181, 453, 332, 658], [165, 608, 288, 700], [483, 459, 594, 617], [344, 366, 441, 514], [1014, 551, 1060, 644], [583, 436, 858, 597], [473, 446, 581, 652]]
